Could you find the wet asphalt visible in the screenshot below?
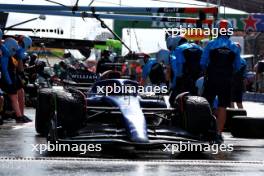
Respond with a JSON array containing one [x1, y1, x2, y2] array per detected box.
[[0, 102, 263, 176]]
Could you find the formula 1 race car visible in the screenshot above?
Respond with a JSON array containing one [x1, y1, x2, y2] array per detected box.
[[35, 78, 218, 149]]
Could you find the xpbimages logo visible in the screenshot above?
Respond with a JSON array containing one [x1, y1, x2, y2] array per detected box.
[[32, 27, 64, 38], [163, 142, 234, 154], [164, 25, 234, 39], [31, 141, 102, 154], [96, 83, 168, 96]]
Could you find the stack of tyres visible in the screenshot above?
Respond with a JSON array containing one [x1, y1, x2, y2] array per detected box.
[[231, 116, 264, 138], [225, 108, 247, 131]]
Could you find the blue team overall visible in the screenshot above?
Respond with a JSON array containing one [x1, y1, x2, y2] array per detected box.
[[1, 45, 25, 94], [169, 42, 203, 105], [201, 36, 241, 108], [171, 42, 203, 94]]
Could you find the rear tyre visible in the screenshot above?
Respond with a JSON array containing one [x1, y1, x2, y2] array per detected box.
[[231, 116, 264, 138], [175, 95, 217, 140], [184, 96, 216, 134]]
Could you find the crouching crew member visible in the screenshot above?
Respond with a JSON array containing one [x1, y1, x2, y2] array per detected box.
[[200, 20, 241, 142], [167, 35, 203, 105], [141, 53, 166, 87]]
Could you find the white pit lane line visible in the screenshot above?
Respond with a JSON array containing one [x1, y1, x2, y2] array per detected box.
[[0, 157, 264, 167]]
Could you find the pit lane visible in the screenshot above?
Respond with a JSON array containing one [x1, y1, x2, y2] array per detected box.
[[0, 158, 264, 176], [0, 102, 264, 175]]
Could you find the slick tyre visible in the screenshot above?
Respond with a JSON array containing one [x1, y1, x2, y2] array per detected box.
[[35, 88, 56, 136], [225, 108, 247, 131], [56, 91, 86, 136], [231, 116, 264, 138], [181, 96, 217, 135]]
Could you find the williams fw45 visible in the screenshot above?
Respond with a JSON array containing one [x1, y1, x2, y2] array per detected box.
[[35, 79, 218, 150]]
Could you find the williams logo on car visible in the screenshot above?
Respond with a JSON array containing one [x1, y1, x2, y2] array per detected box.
[[71, 74, 98, 80]]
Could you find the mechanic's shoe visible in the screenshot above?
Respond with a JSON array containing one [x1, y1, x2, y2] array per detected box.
[[0, 115, 3, 125], [23, 115, 32, 123], [15, 116, 32, 123], [214, 133, 224, 144]]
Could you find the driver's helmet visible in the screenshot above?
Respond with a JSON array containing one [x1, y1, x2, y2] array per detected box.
[[59, 60, 68, 70]]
